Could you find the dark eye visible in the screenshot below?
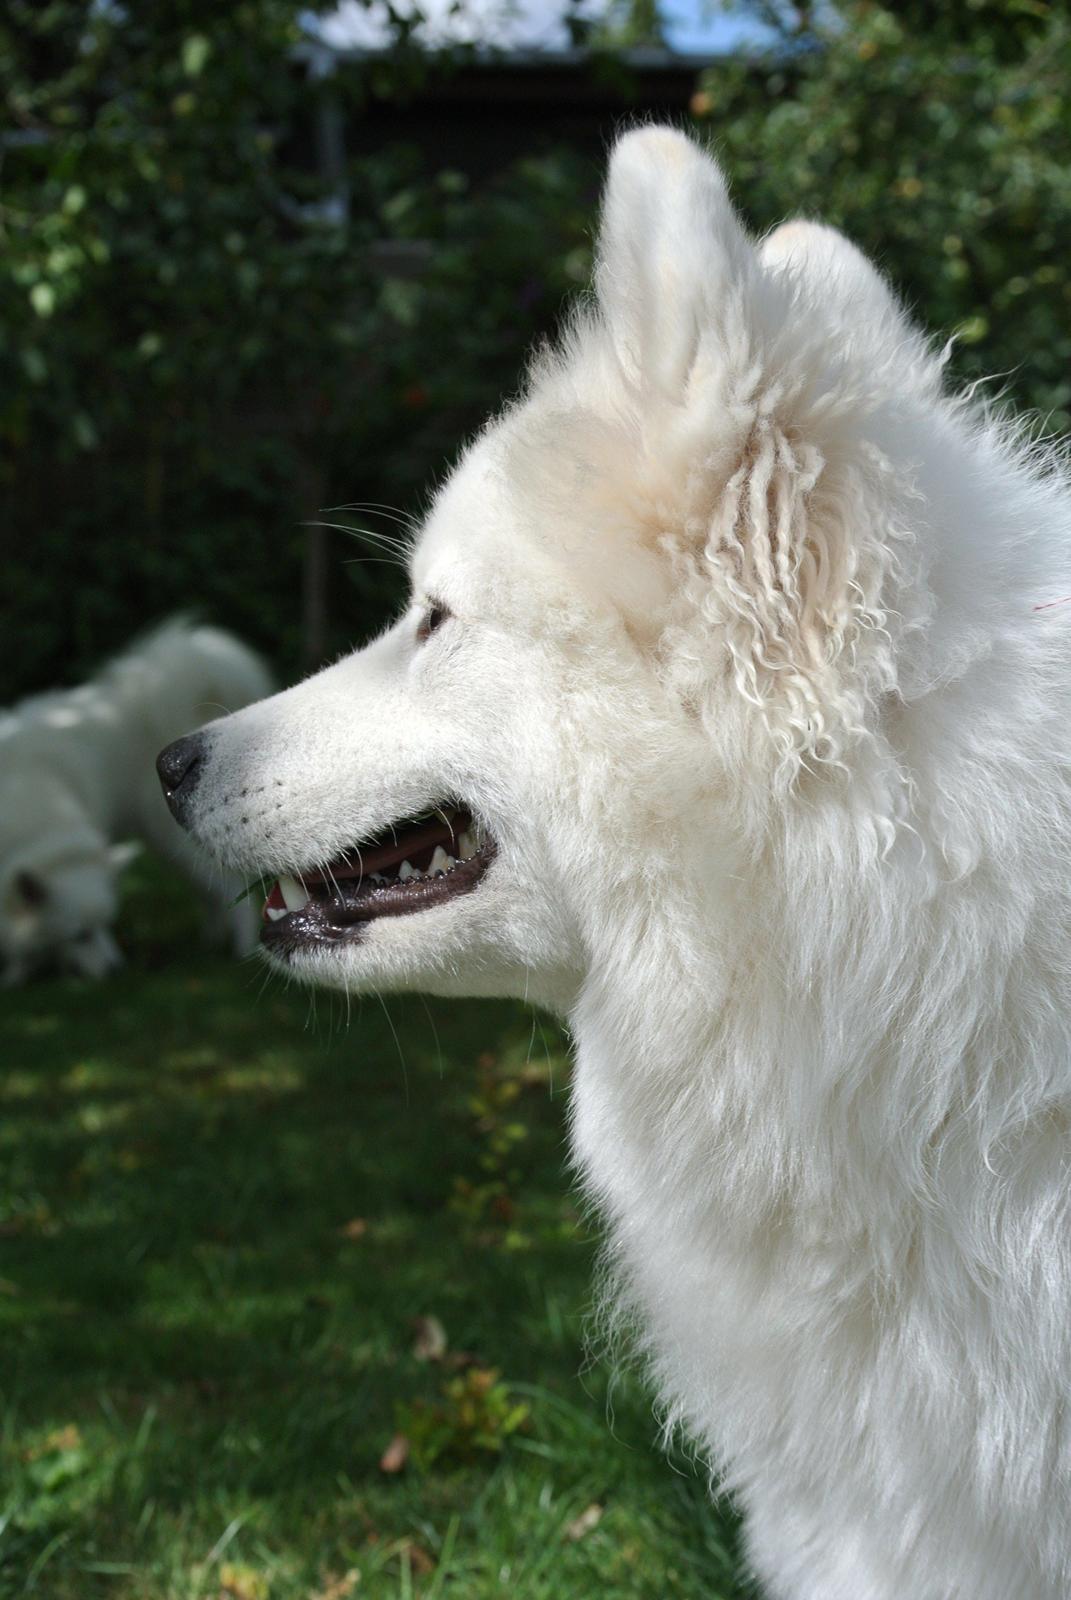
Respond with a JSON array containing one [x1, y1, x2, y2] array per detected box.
[[417, 602, 450, 643]]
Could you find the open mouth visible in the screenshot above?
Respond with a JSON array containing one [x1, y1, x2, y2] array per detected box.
[[260, 805, 494, 956]]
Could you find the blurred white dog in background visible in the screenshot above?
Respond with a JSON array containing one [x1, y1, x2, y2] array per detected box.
[[1, 619, 272, 982], [161, 130, 1071, 1599]]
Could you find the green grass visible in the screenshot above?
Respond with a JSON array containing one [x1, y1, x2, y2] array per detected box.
[[0, 859, 748, 1599]]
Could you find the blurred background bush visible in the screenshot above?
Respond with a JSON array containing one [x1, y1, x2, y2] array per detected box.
[[5, 0, 1068, 702]]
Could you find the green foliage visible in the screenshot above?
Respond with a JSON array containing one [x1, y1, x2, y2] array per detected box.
[[2, 2, 594, 696], [698, 0, 1071, 431], [396, 1366, 531, 1470], [448, 1048, 536, 1243]]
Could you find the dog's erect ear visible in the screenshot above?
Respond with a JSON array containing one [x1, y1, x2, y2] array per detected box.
[[760, 220, 928, 378], [586, 135, 919, 781], [762, 221, 896, 314], [596, 127, 759, 397]]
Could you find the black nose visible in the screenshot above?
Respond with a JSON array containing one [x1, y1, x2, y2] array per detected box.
[[156, 732, 206, 821]]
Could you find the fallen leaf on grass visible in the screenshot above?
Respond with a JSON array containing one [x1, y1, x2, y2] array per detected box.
[[23, 1423, 82, 1461], [564, 1503, 604, 1541], [218, 1562, 268, 1600], [379, 1432, 410, 1473], [337, 1218, 368, 1240], [411, 1315, 447, 1362], [310, 1569, 361, 1599]]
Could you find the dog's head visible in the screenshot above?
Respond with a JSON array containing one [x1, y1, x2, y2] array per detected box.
[[1, 841, 136, 984], [159, 129, 940, 1007]]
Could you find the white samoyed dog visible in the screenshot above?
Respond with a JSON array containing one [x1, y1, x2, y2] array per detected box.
[[159, 130, 1071, 1599], [2, 619, 272, 982]]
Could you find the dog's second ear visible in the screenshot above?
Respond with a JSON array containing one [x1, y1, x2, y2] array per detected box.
[[596, 127, 760, 398], [762, 220, 895, 312], [760, 220, 931, 384]]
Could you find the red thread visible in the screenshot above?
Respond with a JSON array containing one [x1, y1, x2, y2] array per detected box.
[[1032, 596, 1071, 612]]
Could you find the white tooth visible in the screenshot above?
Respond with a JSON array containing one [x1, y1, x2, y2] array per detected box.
[[265, 905, 287, 922], [429, 845, 450, 875], [457, 831, 474, 860], [371, 873, 387, 884], [399, 860, 416, 881], [279, 873, 308, 913], [445, 855, 457, 871]]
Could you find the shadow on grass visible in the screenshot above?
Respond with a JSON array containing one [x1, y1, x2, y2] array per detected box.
[[0, 858, 749, 1599]]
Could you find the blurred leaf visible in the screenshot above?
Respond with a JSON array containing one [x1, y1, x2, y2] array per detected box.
[[378, 1432, 410, 1474], [219, 1564, 269, 1600], [29, 283, 55, 317], [182, 33, 212, 77], [411, 1314, 447, 1362], [25, 1425, 90, 1492], [563, 1502, 604, 1541]]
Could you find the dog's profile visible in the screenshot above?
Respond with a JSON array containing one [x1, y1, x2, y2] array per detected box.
[[1, 619, 272, 982], [159, 130, 1071, 1598]]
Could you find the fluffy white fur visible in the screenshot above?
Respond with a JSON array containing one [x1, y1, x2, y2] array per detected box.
[[1, 619, 273, 981], [174, 130, 1071, 1598]]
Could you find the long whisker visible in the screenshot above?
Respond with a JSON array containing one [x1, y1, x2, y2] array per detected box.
[[314, 512, 415, 551], [377, 994, 410, 1109], [418, 994, 444, 1079], [301, 519, 407, 552], [303, 519, 411, 573], [324, 501, 420, 534]]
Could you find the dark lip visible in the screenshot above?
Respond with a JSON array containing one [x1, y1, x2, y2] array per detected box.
[[260, 841, 496, 958]]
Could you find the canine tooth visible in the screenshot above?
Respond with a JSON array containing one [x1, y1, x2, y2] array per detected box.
[[279, 873, 308, 913], [265, 905, 287, 922], [457, 831, 474, 860], [429, 845, 450, 875]]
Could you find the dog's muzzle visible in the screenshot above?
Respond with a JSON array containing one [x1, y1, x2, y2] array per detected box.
[[156, 731, 206, 823]]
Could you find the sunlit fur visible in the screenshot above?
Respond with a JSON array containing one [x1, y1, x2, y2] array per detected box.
[[182, 129, 1071, 1598], [0, 619, 273, 982]]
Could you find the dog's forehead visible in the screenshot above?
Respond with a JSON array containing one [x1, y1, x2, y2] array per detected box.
[[410, 437, 515, 599]]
